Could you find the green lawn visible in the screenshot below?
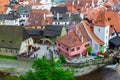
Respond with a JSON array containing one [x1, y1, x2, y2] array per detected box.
[[0, 55, 17, 60]]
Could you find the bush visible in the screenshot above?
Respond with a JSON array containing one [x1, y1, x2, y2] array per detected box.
[[60, 54, 66, 63], [86, 46, 93, 54]]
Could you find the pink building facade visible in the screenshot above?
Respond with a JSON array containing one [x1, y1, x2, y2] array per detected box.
[[57, 41, 91, 60]]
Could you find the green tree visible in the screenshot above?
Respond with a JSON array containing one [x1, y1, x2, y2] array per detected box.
[[20, 58, 74, 80], [86, 46, 93, 54], [60, 54, 66, 63]]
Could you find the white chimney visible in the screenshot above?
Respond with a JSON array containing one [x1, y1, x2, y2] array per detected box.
[[92, 0, 95, 8], [77, 0, 80, 4], [72, 1, 75, 6], [86, 8, 88, 12], [43, 13, 46, 20], [81, 36, 83, 42], [68, 12, 71, 18], [57, 13, 59, 20]]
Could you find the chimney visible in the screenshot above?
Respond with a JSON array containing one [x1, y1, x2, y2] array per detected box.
[[57, 13, 59, 20], [77, 0, 80, 4], [86, 7, 88, 12], [81, 36, 83, 42], [43, 13, 46, 20], [68, 12, 71, 18], [72, 1, 75, 6], [92, 0, 95, 8]]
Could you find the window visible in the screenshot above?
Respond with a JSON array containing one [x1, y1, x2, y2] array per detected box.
[[106, 30, 108, 33], [77, 47, 80, 50], [11, 50, 12, 53], [108, 18, 111, 21], [9, 41, 12, 43], [71, 48, 74, 52], [111, 32, 114, 36], [66, 48, 69, 51], [85, 44, 89, 47], [95, 44, 98, 50], [65, 23, 67, 25], [6, 49, 7, 52], [106, 36, 108, 40], [2, 40, 4, 42], [98, 28, 100, 32], [58, 44, 60, 46], [26, 14, 29, 17]]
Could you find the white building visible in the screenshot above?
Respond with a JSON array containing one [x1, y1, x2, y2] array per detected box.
[[4, 11, 20, 26], [19, 37, 34, 54], [93, 10, 110, 52]]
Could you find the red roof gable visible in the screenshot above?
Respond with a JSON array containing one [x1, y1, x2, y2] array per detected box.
[[58, 23, 91, 48], [93, 10, 109, 27]]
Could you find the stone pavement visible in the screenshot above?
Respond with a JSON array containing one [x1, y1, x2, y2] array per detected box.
[[30, 44, 59, 59]]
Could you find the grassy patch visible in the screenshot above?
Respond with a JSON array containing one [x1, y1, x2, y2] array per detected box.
[[71, 64, 90, 69], [0, 55, 17, 60]]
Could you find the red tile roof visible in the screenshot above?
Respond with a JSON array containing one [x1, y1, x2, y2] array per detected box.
[[66, 6, 78, 13], [81, 20, 104, 45], [93, 10, 109, 27], [58, 23, 91, 47], [0, 0, 9, 14], [65, 0, 99, 13], [12, 4, 20, 11], [106, 11, 120, 32], [58, 30, 82, 48], [26, 9, 52, 27]]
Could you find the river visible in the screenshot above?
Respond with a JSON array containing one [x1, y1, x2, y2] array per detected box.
[[75, 65, 120, 80], [0, 65, 120, 80]]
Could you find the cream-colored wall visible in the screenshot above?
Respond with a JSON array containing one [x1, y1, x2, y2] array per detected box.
[[0, 48, 18, 56], [19, 37, 34, 54]]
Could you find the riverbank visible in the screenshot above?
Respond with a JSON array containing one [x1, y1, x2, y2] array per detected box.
[[75, 65, 120, 80], [73, 65, 98, 77], [0, 58, 33, 77], [0, 58, 98, 78]]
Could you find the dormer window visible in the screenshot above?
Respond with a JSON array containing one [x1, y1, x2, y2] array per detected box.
[[108, 18, 111, 21], [110, 25, 113, 27]]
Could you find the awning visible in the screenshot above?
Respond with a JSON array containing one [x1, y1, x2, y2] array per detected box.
[[109, 36, 120, 46]]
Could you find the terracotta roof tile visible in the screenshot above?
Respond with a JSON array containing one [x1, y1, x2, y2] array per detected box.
[[0, 0, 9, 14], [58, 30, 82, 48], [66, 6, 78, 13], [106, 11, 120, 32], [26, 13, 43, 26], [26, 9, 52, 27], [93, 10, 109, 27], [58, 22, 91, 47], [78, 23, 91, 43], [12, 4, 20, 11], [82, 20, 104, 45], [65, 0, 98, 12], [32, 9, 52, 14]]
